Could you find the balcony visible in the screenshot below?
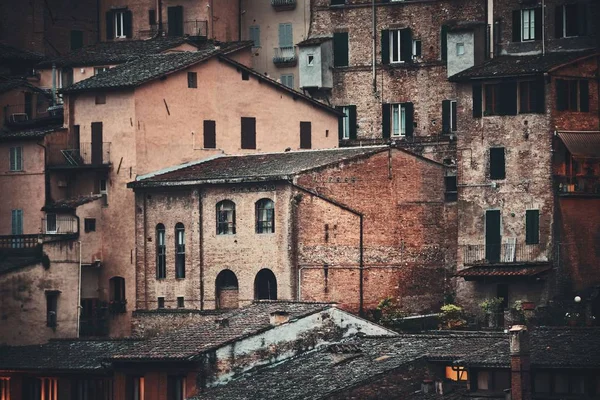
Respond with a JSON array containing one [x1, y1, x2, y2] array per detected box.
[[47, 142, 111, 169], [42, 215, 77, 235], [3, 103, 63, 129], [164, 20, 208, 39], [555, 175, 600, 196], [461, 243, 551, 266], [0, 234, 42, 257], [271, 0, 296, 10], [273, 46, 297, 67]]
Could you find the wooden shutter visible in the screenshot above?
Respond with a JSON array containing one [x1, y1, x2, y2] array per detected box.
[[472, 84, 483, 118], [168, 6, 184, 36], [576, 3, 587, 36], [149, 9, 156, 25], [400, 28, 412, 62], [333, 32, 349, 67], [440, 25, 448, 61], [381, 30, 390, 64], [241, 117, 256, 149], [404, 102, 414, 138], [106, 11, 114, 40], [300, 122, 311, 149], [414, 40, 422, 58], [451, 101, 457, 131], [534, 8, 542, 40], [382, 103, 391, 138], [442, 100, 451, 134], [124, 10, 133, 38], [556, 79, 567, 111], [348, 105, 357, 140], [555, 6, 564, 38], [512, 10, 521, 42], [489, 148, 506, 180], [336, 106, 344, 140], [203, 120, 216, 148], [499, 81, 518, 115], [526, 209, 540, 244], [579, 80, 589, 112], [279, 23, 293, 47]]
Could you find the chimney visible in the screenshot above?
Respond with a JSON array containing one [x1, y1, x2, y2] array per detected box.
[[509, 325, 531, 400], [269, 311, 290, 326], [215, 317, 229, 328], [421, 380, 434, 394]]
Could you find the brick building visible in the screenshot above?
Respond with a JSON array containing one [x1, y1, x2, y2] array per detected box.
[[129, 146, 455, 314]]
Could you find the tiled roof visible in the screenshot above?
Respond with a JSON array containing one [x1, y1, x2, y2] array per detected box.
[[0, 125, 65, 141], [297, 36, 332, 47], [557, 131, 600, 158], [0, 339, 140, 371], [0, 77, 47, 94], [43, 195, 103, 211], [192, 332, 505, 400], [450, 50, 597, 81], [0, 42, 44, 62], [111, 301, 333, 361], [455, 265, 552, 279], [130, 147, 387, 188]]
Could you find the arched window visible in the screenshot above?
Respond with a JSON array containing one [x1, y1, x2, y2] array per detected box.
[[109, 276, 126, 313], [156, 223, 166, 279], [175, 223, 185, 278], [255, 199, 274, 234], [254, 269, 277, 300], [216, 200, 236, 235], [215, 270, 239, 309]]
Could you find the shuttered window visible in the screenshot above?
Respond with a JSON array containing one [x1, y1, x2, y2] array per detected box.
[[489, 147, 506, 180], [519, 79, 545, 113], [556, 79, 589, 112], [204, 120, 216, 149], [9, 146, 22, 171], [382, 29, 412, 64], [484, 82, 518, 116], [249, 25, 261, 47], [280, 74, 294, 88], [241, 117, 256, 149], [278, 23, 293, 48], [107, 10, 132, 39], [187, 72, 197, 88], [513, 8, 542, 42], [442, 100, 457, 134], [556, 4, 587, 38], [300, 121, 311, 149], [383, 103, 413, 138], [337, 105, 357, 140], [333, 32, 349, 67], [526, 209, 540, 244], [156, 224, 166, 279], [175, 223, 185, 279]]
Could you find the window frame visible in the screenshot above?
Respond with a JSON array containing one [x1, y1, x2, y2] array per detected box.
[[391, 103, 407, 137], [389, 29, 403, 64], [255, 199, 275, 234], [46, 213, 57, 234], [175, 223, 185, 279], [489, 147, 506, 180], [521, 9, 536, 41], [9, 146, 22, 171], [114, 10, 126, 39], [341, 106, 351, 140], [156, 224, 166, 279], [187, 72, 197, 89], [84, 218, 96, 232], [216, 200, 236, 235], [525, 209, 540, 245]]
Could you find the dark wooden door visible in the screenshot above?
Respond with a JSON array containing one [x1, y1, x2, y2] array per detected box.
[[91, 122, 103, 165], [485, 210, 501, 262]]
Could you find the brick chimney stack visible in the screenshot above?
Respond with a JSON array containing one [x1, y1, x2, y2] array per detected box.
[[509, 325, 531, 400]]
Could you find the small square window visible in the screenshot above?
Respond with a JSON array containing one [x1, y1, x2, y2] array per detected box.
[[187, 72, 197, 88], [242, 70, 250, 81], [157, 297, 165, 309], [456, 43, 465, 56], [84, 218, 96, 232], [177, 297, 184, 308], [95, 93, 106, 105]]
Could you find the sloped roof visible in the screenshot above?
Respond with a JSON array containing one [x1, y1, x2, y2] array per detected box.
[[43, 194, 104, 211], [0, 339, 141, 372], [0, 256, 41, 275], [110, 301, 333, 361], [0, 77, 48, 95], [0, 42, 44, 62], [0, 125, 65, 142], [557, 131, 600, 159], [129, 147, 388, 188], [455, 264, 552, 279], [450, 50, 597, 81], [297, 36, 332, 47]]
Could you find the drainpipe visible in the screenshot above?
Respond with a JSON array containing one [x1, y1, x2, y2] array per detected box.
[[157, 0, 163, 33], [210, 0, 214, 40], [541, 0, 546, 55], [51, 63, 57, 106], [487, 0, 493, 58], [372, 0, 376, 93], [238, 0, 242, 41], [291, 183, 365, 316], [77, 240, 82, 338]]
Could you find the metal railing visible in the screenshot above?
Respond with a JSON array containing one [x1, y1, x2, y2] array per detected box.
[[3, 102, 61, 127], [47, 142, 111, 167], [42, 216, 77, 235], [461, 243, 551, 265], [271, 0, 297, 8], [163, 20, 208, 38], [0, 234, 40, 249], [273, 46, 298, 65], [555, 175, 600, 195]]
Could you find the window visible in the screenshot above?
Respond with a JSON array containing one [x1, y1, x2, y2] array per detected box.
[[9, 146, 22, 171], [485, 84, 499, 115], [177, 296, 184, 308], [157, 297, 165, 309], [333, 32, 349, 67], [46, 213, 57, 234], [204, 120, 216, 149], [156, 224, 166, 279], [556, 4, 586, 38], [519, 80, 545, 113], [534, 372, 589, 395], [0, 377, 10, 400], [441, 25, 448, 61], [126, 376, 145, 400], [254, 269, 277, 300], [37, 378, 59, 400], [11, 209, 23, 236], [512, 8, 541, 42], [216, 270, 239, 309], [445, 176, 458, 202], [456, 42, 465, 56], [242, 70, 250, 81], [149, 9, 156, 26], [167, 6, 184, 36], [70, 30, 83, 50], [46, 291, 59, 327], [167, 376, 185, 400], [445, 366, 468, 381], [337, 105, 356, 140], [175, 223, 185, 279], [483, 82, 519, 116], [412, 39, 422, 58], [109, 276, 126, 313], [217, 200, 236, 235], [278, 23, 293, 48], [442, 100, 457, 134], [300, 121, 311, 149], [256, 199, 275, 234], [526, 209, 539, 244], [84, 218, 96, 232], [107, 9, 132, 39], [382, 103, 413, 139], [392, 103, 406, 137], [241, 117, 256, 149], [281, 74, 294, 88], [95, 93, 106, 105], [489, 147, 506, 180], [556, 79, 589, 112], [387, 29, 412, 63], [307, 54, 315, 66], [249, 25, 260, 47], [187, 72, 197, 88], [94, 67, 110, 75], [476, 370, 510, 392]]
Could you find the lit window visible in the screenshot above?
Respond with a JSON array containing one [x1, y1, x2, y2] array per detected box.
[[256, 199, 275, 234], [521, 9, 536, 41], [456, 43, 465, 56], [216, 201, 236, 235], [445, 366, 468, 381]]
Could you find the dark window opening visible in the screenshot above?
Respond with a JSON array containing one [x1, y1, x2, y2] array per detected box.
[[109, 276, 126, 313], [177, 296, 184, 308], [156, 224, 166, 279], [556, 79, 589, 112], [84, 218, 96, 232], [241, 117, 256, 149], [149, 9, 156, 26], [175, 223, 185, 279], [95, 93, 106, 105], [475, 369, 511, 392], [203, 120, 216, 149], [300, 121, 311, 149], [167, 376, 185, 400], [256, 198, 275, 234], [242, 70, 250, 81], [445, 176, 458, 202], [70, 30, 83, 50], [187, 72, 197, 88], [157, 297, 165, 309], [526, 209, 540, 244], [254, 269, 277, 300], [217, 200, 236, 235], [216, 270, 239, 309], [167, 6, 184, 37], [442, 100, 458, 134], [519, 79, 545, 113], [333, 32, 349, 67], [489, 147, 506, 180], [46, 291, 59, 327], [556, 4, 586, 38]]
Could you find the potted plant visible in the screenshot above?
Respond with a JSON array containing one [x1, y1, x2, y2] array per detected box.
[[480, 297, 504, 328], [439, 304, 467, 330]]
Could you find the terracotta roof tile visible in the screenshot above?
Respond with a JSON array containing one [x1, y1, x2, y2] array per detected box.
[[455, 265, 552, 278]]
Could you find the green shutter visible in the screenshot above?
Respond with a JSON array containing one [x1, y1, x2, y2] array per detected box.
[[404, 102, 414, 138], [472, 84, 483, 118], [382, 103, 391, 139], [579, 80, 589, 112], [442, 100, 451, 134], [381, 30, 390, 64], [555, 6, 564, 38], [336, 106, 344, 140], [333, 32, 349, 67], [124, 10, 133, 38], [512, 10, 521, 42], [532, 77, 546, 113], [499, 81, 518, 116], [279, 23, 293, 47], [400, 28, 412, 62], [526, 210, 540, 244], [489, 148, 506, 180], [349, 105, 357, 140], [440, 25, 448, 61], [106, 11, 114, 40]]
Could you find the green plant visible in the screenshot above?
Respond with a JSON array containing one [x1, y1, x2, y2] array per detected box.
[[439, 304, 467, 330], [480, 297, 504, 314], [376, 296, 405, 325]]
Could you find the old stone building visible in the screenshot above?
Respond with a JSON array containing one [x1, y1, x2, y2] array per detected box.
[[129, 146, 456, 314]]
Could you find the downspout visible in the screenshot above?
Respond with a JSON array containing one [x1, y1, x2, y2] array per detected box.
[[238, 0, 242, 41], [291, 183, 365, 316], [51, 63, 57, 106], [541, 0, 546, 55], [157, 0, 163, 33], [487, 0, 493, 58], [77, 240, 82, 338], [143, 192, 149, 310], [372, 0, 377, 93], [210, 0, 214, 40], [199, 189, 205, 310]]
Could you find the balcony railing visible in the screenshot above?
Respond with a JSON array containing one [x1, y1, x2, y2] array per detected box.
[[555, 175, 600, 195], [3, 103, 62, 128], [42, 216, 77, 235], [462, 243, 551, 265], [163, 20, 208, 38], [47, 142, 111, 167], [273, 46, 298, 66], [272, 0, 296, 9], [0, 234, 40, 249]]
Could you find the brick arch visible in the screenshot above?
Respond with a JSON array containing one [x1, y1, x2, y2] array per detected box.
[[215, 269, 239, 309], [254, 268, 277, 300]]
